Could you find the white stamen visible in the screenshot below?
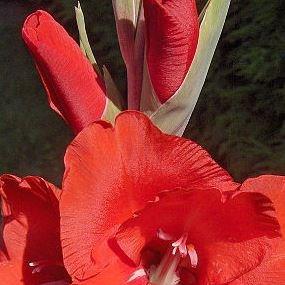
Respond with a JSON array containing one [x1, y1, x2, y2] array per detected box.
[[188, 246, 198, 268], [172, 246, 178, 255], [131, 231, 199, 285], [128, 268, 147, 282], [29, 260, 64, 274], [149, 250, 181, 285], [154, 196, 160, 202], [157, 228, 173, 241], [29, 262, 46, 274], [171, 233, 188, 258], [29, 261, 39, 267], [171, 235, 185, 248]]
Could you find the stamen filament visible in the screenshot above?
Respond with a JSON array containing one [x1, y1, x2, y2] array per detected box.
[[150, 250, 180, 285]]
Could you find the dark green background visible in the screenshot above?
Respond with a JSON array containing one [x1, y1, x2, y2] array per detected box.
[[0, 0, 284, 185]]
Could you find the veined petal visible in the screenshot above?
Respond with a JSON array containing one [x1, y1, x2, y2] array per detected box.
[[60, 111, 237, 281], [231, 175, 285, 285], [71, 260, 147, 285], [0, 175, 70, 284], [116, 188, 280, 284], [0, 261, 71, 285], [143, 0, 199, 103], [22, 10, 107, 134], [240, 176, 285, 233], [229, 241, 285, 285]]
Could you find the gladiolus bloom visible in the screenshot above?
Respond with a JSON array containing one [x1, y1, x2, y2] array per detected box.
[[22, 10, 107, 134], [143, 0, 199, 103], [1, 112, 284, 285], [0, 175, 70, 284], [59, 112, 283, 284]]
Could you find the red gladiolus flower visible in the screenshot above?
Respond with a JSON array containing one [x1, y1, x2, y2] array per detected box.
[[1, 112, 284, 285], [143, 0, 199, 103], [0, 175, 70, 284], [22, 10, 107, 134], [59, 112, 283, 284]]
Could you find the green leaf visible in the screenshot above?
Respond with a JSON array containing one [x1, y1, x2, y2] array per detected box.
[[150, 0, 231, 136], [199, 0, 211, 23], [75, 1, 101, 75], [102, 66, 123, 123]]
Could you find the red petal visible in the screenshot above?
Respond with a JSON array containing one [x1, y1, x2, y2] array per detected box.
[[60, 111, 237, 280], [116, 188, 280, 284], [0, 261, 24, 285], [229, 241, 285, 285], [240, 175, 285, 233], [230, 175, 285, 285], [143, 0, 199, 102], [0, 261, 72, 285], [0, 174, 70, 284], [22, 10, 106, 134], [71, 261, 147, 285]]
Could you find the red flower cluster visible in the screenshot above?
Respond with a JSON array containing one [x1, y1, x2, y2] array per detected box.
[[21, 0, 200, 133], [1, 1, 284, 285], [1, 112, 284, 285]]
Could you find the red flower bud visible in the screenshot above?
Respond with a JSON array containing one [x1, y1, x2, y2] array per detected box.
[[22, 10, 107, 134], [143, 0, 199, 103]]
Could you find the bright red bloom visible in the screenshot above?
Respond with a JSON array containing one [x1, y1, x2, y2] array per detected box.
[[0, 175, 70, 284], [143, 0, 199, 103], [22, 10, 107, 134], [1, 112, 284, 285], [59, 112, 283, 284]]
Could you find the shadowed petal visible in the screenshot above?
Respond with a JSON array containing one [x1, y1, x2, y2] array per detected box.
[[0, 261, 71, 285], [0, 174, 70, 284], [230, 175, 285, 285], [240, 176, 285, 232]]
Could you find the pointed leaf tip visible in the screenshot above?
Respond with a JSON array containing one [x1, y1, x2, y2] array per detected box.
[[75, 2, 100, 74]]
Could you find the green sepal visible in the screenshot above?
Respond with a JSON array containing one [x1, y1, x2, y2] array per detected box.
[[75, 1, 101, 75], [102, 66, 123, 123]]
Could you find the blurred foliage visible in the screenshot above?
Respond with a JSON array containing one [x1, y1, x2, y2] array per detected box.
[[0, 2, 71, 185], [0, 0, 284, 185], [187, 0, 285, 180]]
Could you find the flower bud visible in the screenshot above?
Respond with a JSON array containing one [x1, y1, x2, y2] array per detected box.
[[143, 0, 199, 103], [22, 10, 107, 134]]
